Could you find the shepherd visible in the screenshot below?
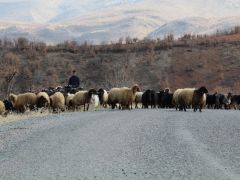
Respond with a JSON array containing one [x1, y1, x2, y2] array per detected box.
[[68, 70, 80, 88]]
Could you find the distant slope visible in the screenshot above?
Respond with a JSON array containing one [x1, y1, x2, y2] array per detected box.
[[149, 17, 240, 38], [1, 0, 240, 43], [0, 10, 165, 44], [1, 33, 240, 97], [1, 16, 240, 44]]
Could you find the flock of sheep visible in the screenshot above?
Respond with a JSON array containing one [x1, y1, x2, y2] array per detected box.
[[0, 84, 239, 117]]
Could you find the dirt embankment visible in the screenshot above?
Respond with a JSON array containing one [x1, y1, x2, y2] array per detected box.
[[0, 39, 240, 97]]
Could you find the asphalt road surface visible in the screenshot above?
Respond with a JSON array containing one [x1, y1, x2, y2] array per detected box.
[[0, 109, 240, 180]]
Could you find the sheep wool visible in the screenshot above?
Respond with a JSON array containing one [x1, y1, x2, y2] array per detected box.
[[135, 92, 143, 108], [98, 89, 109, 108], [178, 88, 195, 108], [192, 87, 208, 112], [50, 92, 65, 112], [0, 100, 6, 115], [66, 93, 75, 107], [37, 92, 50, 108], [172, 89, 183, 108], [9, 93, 37, 113], [71, 89, 96, 111], [108, 84, 140, 110]]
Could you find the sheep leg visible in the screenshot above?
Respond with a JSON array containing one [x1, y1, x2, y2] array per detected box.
[[30, 104, 36, 112], [20, 106, 26, 113], [111, 104, 115, 109], [128, 104, 131, 110], [181, 106, 184, 111], [135, 103, 138, 109], [179, 105, 183, 111], [194, 105, 198, 112], [184, 105, 187, 112]]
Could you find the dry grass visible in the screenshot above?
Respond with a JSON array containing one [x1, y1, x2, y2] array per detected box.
[[1, 33, 240, 92], [0, 109, 50, 125], [1, 36, 240, 98], [0, 104, 103, 125]]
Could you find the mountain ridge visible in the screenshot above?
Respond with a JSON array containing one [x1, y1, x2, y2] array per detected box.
[[1, 0, 240, 43]]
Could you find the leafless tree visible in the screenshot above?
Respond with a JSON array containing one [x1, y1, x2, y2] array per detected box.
[[15, 37, 29, 51], [0, 52, 20, 98]]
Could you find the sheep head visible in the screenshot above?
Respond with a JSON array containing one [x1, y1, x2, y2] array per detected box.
[[164, 88, 170, 93], [97, 89, 104, 104], [9, 93, 17, 105], [227, 92, 232, 99], [223, 98, 231, 106], [131, 84, 140, 94], [146, 89, 151, 93], [88, 89, 97, 98], [198, 86, 208, 94], [98, 89, 104, 95]]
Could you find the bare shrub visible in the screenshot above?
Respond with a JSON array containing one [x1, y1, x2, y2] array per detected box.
[[15, 37, 29, 51], [0, 52, 20, 98]]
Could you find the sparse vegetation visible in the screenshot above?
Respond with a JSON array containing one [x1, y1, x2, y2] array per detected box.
[[1, 27, 240, 99]]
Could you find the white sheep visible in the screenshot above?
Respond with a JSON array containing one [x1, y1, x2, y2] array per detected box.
[[108, 84, 140, 110], [37, 92, 50, 108], [9, 93, 37, 113], [0, 100, 6, 116], [172, 89, 183, 110], [49, 92, 65, 112], [97, 89, 109, 108], [108, 88, 121, 109], [91, 94, 100, 110], [175, 87, 208, 112], [65, 93, 75, 110], [192, 87, 208, 112], [135, 92, 143, 109], [178, 88, 195, 111], [71, 89, 97, 111]]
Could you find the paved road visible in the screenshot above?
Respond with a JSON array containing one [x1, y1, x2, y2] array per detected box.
[[0, 109, 240, 180]]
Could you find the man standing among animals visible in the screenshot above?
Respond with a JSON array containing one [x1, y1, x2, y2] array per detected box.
[[68, 70, 80, 88]]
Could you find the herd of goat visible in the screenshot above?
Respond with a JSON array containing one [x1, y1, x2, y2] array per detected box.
[[0, 84, 240, 117]]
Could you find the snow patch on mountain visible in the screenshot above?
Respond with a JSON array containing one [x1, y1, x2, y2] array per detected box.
[[1, 0, 240, 43], [149, 17, 240, 38]]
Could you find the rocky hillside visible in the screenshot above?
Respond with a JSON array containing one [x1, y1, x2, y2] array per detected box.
[[0, 33, 240, 98]]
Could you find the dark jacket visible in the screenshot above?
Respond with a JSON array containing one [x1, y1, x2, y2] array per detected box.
[[68, 75, 80, 88]]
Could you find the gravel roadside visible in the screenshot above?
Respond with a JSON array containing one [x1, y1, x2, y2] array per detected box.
[[0, 109, 239, 180]]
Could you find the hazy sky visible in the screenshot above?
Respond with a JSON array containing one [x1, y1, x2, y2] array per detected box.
[[0, 0, 240, 23]]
